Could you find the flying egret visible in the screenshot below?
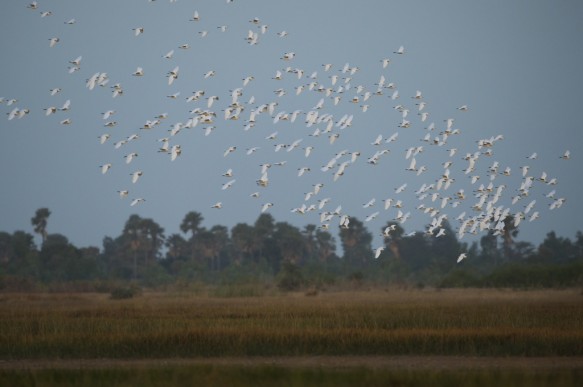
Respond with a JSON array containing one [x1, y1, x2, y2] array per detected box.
[[130, 198, 145, 206], [222, 179, 236, 190], [100, 164, 112, 174], [124, 152, 138, 164], [170, 145, 181, 161], [374, 246, 385, 259], [131, 171, 143, 184], [224, 146, 236, 157]]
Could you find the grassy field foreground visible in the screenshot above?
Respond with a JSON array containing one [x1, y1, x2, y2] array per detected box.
[[1, 288, 582, 359], [2, 289, 583, 386]]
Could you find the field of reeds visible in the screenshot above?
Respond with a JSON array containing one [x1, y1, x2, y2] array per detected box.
[[1, 288, 583, 386]]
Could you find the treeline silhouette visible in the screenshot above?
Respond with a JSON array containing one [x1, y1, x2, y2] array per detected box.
[[1, 208, 582, 292]]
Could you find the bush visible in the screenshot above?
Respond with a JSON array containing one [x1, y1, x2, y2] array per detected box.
[[0, 275, 42, 292], [110, 284, 142, 300], [277, 261, 303, 291], [439, 268, 482, 288], [484, 261, 583, 289]]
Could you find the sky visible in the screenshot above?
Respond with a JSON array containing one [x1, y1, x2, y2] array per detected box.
[[1, 0, 582, 252]]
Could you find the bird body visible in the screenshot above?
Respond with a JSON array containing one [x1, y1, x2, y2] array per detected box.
[[131, 171, 143, 184], [374, 246, 385, 259], [130, 198, 145, 206]]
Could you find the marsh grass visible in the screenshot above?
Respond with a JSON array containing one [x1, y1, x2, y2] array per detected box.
[[1, 289, 582, 359], [1, 366, 583, 387]]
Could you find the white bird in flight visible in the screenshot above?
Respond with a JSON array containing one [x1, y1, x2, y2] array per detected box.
[[374, 246, 385, 259], [130, 198, 145, 206], [131, 171, 143, 184], [100, 164, 112, 174]]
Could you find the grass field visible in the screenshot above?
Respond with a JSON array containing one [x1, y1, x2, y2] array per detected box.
[[1, 288, 582, 385]]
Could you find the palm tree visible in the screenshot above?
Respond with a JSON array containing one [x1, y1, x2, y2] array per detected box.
[[274, 222, 306, 265], [180, 211, 204, 238], [302, 224, 317, 262], [180, 211, 204, 262], [210, 225, 229, 270], [123, 214, 144, 280], [382, 221, 404, 260], [231, 223, 255, 265], [502, 215, 519, 260], [165, 234, 188, 260], [139, 218, 165, 265], [339, 217, 373, 268], [253, 213, 275, 264], [315, 229, 336, 264], [31, 208, 51, 245]]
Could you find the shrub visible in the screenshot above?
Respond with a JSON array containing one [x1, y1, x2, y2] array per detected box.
[[109, 284, 142, 300], [277, 261, 303, 291]]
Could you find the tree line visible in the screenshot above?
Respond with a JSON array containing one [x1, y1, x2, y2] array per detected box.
[[1, 207, 582, 291]]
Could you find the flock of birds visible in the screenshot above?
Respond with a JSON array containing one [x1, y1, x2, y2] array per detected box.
[[3, 1, 571, 263]]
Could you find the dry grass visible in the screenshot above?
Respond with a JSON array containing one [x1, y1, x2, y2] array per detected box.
[[1, 288, 582, 359]]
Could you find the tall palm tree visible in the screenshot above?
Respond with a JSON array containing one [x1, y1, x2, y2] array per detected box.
[[382, 221, 404, 260], [123, 214, 144, 280], [302, 224, 317, 262], [502, 215, 519, 260], [180, 211, 204, 262], [180, 211, 204, 238], [274, 222, 306, 265], [210, 225, 229, 271], [315, 229, 336, 264], [231, 223, 255, 265], [253, 213, 275, 263], [339, 217, 373, 268], [139, 218, 165, 265], [31, 208, 51, 245]]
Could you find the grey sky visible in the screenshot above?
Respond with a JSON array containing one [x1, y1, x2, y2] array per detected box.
[[1, 0, 581, 251]]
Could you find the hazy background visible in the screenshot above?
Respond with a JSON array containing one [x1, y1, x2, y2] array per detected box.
[[1, 0, 581, 250]]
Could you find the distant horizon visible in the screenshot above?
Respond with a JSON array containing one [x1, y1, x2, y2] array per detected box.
[[6, 207, 581, 254]]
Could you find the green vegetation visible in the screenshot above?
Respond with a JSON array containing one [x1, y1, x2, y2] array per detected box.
[[1, 209, 583, 292]]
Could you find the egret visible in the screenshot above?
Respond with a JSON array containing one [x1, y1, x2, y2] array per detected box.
[[224, 146, 236, 157], [222, 179, 236, 190], [100, 164, 112, 174], [131, 171, 143, 184], [374, 246, 385, 259], [130, 198, 145, 206], [132, 67, 144, 76], [393, 45, 405, 54], [124, 152, 138, 164]]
